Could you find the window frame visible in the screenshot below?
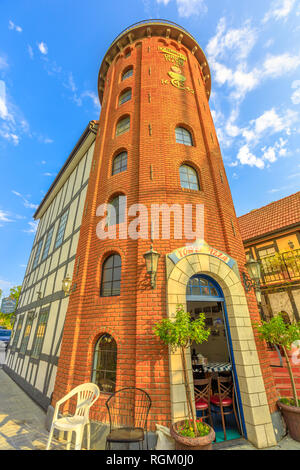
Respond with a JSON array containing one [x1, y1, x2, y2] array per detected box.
[[179, 164, 200, 191], [32, 238, 43, 269], [100, 254, 122, 297], [91, 334, 117, 394], [20, 315, 34, 355], [119, 88, 132, 106], [121, 67, 133, 81], [41, 226, 54, 261], [54, 210, 69, 249], [31, 309, 49, 359], [175, 127, 194, 146], [115, 116, 130, 137], [112, 151, 128, 175]]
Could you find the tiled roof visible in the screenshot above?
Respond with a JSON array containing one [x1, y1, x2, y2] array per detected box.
[[238, 191, 300, 242]]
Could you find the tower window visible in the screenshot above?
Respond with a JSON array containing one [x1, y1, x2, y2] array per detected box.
[[100, 254, 122, 297], [119, 89, 132, 106], [175, 127, 193, 146], [92, 334, 117, 394], [122, 67, 133, 81], [116, 116, 130, 136], [179, 165, 200, 190], [112, 152, 127, 175], [107, 195, 126, 225]]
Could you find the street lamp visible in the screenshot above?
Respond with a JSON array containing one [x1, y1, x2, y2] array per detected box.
[[62, 275, 72, 297], [242, 255, 262, 304], [143, 245, 160, 289]]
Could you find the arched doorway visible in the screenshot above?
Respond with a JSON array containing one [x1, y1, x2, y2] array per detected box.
[[187, 274, 244, 443]]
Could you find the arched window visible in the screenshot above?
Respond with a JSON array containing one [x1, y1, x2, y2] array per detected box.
[[107, 195, 126, 225], [92, 334, 117, 393], [175, 127, 193, 146], [116, 116, 130, 136], [112, 151, 127, 175], [179, 165, 199, 190], [124, 48, 131, 58], [119, 89, 132, 106], [122, 67, 133, 81], [186, 275, 223, 300], [101, 253, 122, 297]]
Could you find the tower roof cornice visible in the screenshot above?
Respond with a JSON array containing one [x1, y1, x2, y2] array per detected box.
[[97, 19, 211, 104]]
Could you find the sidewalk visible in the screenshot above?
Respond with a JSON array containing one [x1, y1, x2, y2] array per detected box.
[[0, 367, 63, 450], [1, 367, 300, 451]]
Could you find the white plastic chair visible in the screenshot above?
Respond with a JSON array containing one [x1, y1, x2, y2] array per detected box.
[[46, 382, 100, 450]]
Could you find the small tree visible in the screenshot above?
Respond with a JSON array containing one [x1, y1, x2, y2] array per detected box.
[[254, 313, 300, 407], [153, 304, 211, 436]]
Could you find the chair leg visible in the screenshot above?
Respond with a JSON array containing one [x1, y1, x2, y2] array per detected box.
[[66, 431, 72, 450], [86, 423, 91, 450], [220, 406, 227, 441], [46, 426, 54, 450], [74, 428, 83, 450]]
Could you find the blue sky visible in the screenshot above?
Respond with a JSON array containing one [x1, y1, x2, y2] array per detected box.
[[0, 0, 300, 294]]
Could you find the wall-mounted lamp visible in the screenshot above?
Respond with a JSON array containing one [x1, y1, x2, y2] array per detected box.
[[143, 245, 160, 289], [36, 291, 43, 300], [288, 240, 295, 250], [62, 275, 72, 297], [242, 255, 262, 304]]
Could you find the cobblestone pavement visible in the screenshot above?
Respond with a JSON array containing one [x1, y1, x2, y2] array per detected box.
[[1, 367, 300, 451]]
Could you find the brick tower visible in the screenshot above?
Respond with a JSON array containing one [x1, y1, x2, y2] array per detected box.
[[52, 21, 279, 448]]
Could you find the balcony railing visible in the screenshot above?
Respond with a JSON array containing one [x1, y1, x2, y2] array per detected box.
[[260, 248, 300, 284]]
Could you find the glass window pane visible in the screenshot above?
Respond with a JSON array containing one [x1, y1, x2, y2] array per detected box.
[[122, 68, 133, 80], [180, 165, 199, 190], [175, 127, 193, 146], [101, 255, 121, 297]]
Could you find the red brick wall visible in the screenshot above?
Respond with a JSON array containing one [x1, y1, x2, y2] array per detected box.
[[52, 33, 278, 428]]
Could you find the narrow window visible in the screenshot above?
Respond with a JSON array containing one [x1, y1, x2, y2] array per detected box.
[[119, 89, 132, 106], [175, 127, 193, 146], [112, 152, 127, 175], [55, 210, 69, 249], [32, 239, 43, 269], [122, 67, 133, 81], [116, 116, 130, 136], [124, 49, 131, 58], [101, 254, 122, 297], [92, 334, 117, 393], [107, 195, 126, 226], [20, 315, 33, 354], [41, 226, 54, 261], [179, 165, 200, 190], [11, 315, 24, 349], [31, 310, 49, 359]]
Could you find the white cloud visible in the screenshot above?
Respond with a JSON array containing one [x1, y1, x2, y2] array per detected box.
[[0, 210, 13, 223], [262, 53, 300, 78], [8, 20, 22, 33], [28, 45, 34, 59], [156, 0, 207, 17], [206, 18, 257, 62], [263, 0, 296, 23], [291, 80, 300, 104], [12, 190, 38, 210], [24, 221, 38, 234], [38, 41, 48, 55], [237, 145, 265, 169]]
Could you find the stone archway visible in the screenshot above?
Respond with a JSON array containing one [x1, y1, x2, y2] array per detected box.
[[166, 246, 277, 449]]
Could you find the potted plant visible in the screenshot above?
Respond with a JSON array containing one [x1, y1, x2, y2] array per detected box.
[[254, 313, 300, 442], [153, 304, 215, 450]]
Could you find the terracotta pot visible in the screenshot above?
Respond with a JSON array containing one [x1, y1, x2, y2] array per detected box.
[[170, 420, 215, 450], [277, 400, 300, 442]]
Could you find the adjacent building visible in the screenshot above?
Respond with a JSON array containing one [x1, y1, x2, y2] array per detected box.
[[5, 121, 98, 408], [238, 191, 300, 323]]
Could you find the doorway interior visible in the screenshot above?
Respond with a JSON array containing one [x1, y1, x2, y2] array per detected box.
[[187, 274, 244, 443]]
